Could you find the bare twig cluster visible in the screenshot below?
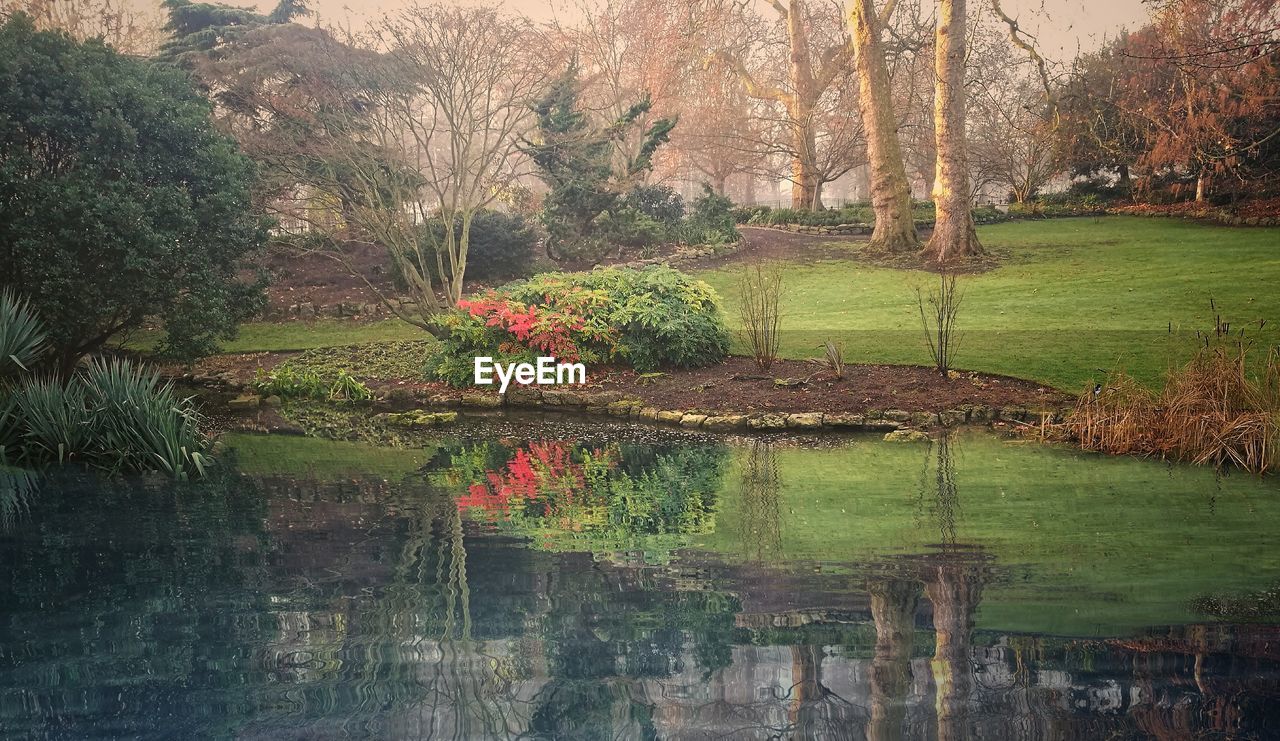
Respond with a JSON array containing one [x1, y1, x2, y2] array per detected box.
[[916, 271, 963, 376], [738, 261, 784, 371]]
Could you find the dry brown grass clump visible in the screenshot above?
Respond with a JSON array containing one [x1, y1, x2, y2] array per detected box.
[[1067, 344, 1280, 474]]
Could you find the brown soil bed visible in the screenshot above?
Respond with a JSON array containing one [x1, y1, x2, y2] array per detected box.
[[258, 242, 395, 317], [582, 357, 1064, 415], [172, 351, 1065, 417]]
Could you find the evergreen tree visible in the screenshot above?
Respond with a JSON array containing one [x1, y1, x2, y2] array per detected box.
[[0, 15, 266, 371], [525, 65, 676, 261]]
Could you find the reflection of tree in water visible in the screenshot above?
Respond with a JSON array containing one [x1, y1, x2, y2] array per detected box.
[[868, 578, 921, 741], [929, 435, 960, 548], [524, 553, 740, 738], [925, 557, 986, 741], [738, 439, 782, 562], [784, 643, 862, 739]]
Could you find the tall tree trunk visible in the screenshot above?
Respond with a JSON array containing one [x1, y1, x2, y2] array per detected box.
[[922, 0, 983, 263], [848, 0, 920, 252], [713, 173, 728, 197], [1195, 170, 1210, 203], [787, 0, 823, 211]]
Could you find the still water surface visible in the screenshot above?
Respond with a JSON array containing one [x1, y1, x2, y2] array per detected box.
[[2, 419, 1279, 739]]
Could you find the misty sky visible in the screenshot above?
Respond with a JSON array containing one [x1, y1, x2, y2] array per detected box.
[[235, 0, 1150, 61]]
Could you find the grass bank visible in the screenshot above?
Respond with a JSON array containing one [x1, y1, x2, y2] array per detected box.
[[699, 216, 1280, 391], [136, 217, 1280, 394]]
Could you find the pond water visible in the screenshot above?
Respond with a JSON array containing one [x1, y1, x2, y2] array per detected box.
[[2, 417, 1279, 739]]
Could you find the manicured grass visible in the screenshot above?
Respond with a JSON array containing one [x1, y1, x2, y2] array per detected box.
[[223, 432, 442, 478], [128, 217, 1278, 392], [127, 317, 427, 354], [697, 216, 1280, 391]]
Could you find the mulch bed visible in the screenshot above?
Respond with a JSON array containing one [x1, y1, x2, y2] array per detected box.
[[583, 357, 1065, 415], [170, 351, 1066, 416]]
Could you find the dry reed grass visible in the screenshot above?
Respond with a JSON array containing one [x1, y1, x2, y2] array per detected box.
[[1066, 341, 1279, 474]]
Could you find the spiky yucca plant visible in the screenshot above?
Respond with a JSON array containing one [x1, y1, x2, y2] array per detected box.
[[82, 358, 209, 478], [0, 289, 46, 378], [1, 291, 212, 478]]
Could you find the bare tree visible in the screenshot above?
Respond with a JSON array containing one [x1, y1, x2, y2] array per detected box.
[[712, 0, 855, 209], [319, 4, 544, 329], [555, 0, 701, 181], [664, 60, 772, 194], [739, 261, 785, 371], [916, 271, 962, 375], [2, 0, 163, 53], [969, 72, 1060, 203]]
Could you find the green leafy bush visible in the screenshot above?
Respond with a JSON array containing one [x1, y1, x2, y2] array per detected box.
[[731, 205, 772, 224], [0, 290, 45, 378], [1, 291, 211, 477], [428, 266, 731, 385], [394, 210, 538, 287], [596, 207, 667, 248], [254, 366, 373, 402], [684, 186, 740, 244], [624, 184, 685, 224]]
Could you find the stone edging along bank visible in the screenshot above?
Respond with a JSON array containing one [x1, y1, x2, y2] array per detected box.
[[409, 385, 1068, 433]]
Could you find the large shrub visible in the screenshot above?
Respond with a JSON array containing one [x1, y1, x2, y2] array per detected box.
[[399, 210, 538, 284], [0, 16, 267, 372], [681, 186, 740, 245], [526, 65, 676, 262], [428, 266, 730, 385], [595, 207, 667, 249], [624, 184, 685, 225]]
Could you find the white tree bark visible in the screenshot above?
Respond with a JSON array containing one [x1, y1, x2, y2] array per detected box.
[[923, 0, 983, 262], [847, 0, 920, 252]]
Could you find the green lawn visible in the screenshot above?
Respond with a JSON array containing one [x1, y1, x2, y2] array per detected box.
[[699, 216, 1280, 391], [127, 316, 427, 354], [134, 216, 1279, 392]]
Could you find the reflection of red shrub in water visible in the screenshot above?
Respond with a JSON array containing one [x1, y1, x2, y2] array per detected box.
[[456, 441, 614, 517]]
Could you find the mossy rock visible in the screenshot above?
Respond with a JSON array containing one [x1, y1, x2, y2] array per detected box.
[[748, 413, 787, 430], [227, 394, 261, 411], [785, 413, 824, 429], [884, 429, 931, 443], [702, 415, 747, 431], [382, 410, 458, 428], [679, 413, 709, 428]]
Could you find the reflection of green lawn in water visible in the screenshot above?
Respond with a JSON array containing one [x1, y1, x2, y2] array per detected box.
[[224, 428, 1280, 637], [223, 432, 442, 478], [695, 430, 1280, 636]]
